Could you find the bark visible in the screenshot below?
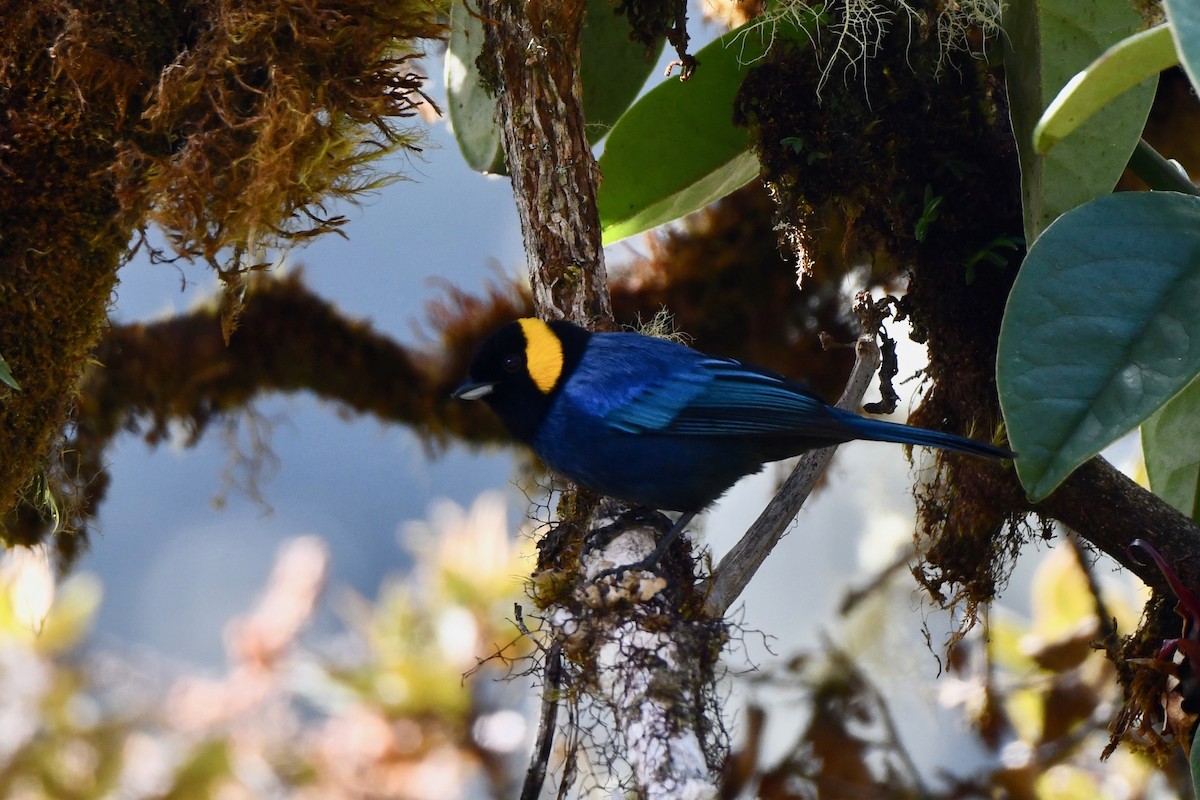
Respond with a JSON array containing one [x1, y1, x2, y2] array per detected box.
[[479, 0, 718, 795], [478, 0, 613, 328], [1042, 458, 1200, 595], [575, 522, 721, 799]]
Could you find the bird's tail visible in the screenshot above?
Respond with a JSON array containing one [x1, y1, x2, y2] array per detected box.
[[833, 410, 1016, 460]]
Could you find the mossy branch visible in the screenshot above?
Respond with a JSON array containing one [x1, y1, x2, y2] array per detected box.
[[0, 0, 444, 533]]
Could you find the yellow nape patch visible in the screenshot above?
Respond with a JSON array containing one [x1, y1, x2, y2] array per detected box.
[[517, 317, 564, 394]]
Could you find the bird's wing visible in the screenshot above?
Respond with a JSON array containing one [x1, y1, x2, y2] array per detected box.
[[605, 358, 842, 437]]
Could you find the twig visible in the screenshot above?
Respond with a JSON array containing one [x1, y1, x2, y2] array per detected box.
[[702, 296, 883, 618], [838, 543, 918, 616], [828, 639, 930, 796], [514, 602, 550, 655], [520, 640, 563, 800], [1065, 533, 1118, 645]]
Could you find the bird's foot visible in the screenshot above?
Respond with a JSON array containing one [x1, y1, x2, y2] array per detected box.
[[584, 506, 673, 551], [590, 511, 695, 581]]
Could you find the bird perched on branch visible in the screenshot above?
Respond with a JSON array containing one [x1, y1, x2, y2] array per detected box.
[[453, 317, 1013, 567]]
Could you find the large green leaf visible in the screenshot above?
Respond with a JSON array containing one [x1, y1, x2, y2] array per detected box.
[[598, 14, 819, 244], [444, 0, 663, 175], [1143, 376, 1200, 521], [1167, 0, 1200, 92], [578, 0, 665, 143], [998, 192, 1200, 501], [1033, 25, 1178, 153], [445, 0, 504, 174], [1002, 0, 1156, 242]]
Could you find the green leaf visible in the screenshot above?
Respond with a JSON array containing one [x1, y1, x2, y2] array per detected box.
[[1033, 24, 1178, 154], [444, 0, 663, 175], [445, 0, 504, 174], [598, 13, 819, 244], [1002, 0, 1156, 243], [1167, 0, 1200, 93], [579, 0, 665, 144], [1143, 376, 1200, 521], [998, 192, 1200, 501], [0, 353, 18, 391]]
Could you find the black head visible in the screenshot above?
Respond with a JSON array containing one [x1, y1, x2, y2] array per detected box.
[[453, 318, 591, 443]]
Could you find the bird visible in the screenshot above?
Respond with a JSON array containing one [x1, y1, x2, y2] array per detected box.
[[453, 317, 1014, 569]]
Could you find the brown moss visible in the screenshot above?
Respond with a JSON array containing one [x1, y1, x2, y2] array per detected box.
[[1106, 592, 1176, 759], [734, 9, 1026, 620], [113, 0, 444, 273], [0, 0, 445, 554], [737, 28, 1197, 756], [0, 0, 167, 545], [6, 273, 511, 555], [611, 0, 690, 66]]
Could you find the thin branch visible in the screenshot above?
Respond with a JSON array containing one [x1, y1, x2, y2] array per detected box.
[[838, 543, 918, 616], [702, 296, 883, 618], [1066, 531, 1118, 644], [520, 640, 563, 800]]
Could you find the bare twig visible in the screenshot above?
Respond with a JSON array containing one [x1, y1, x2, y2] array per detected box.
[[520, 640, 563, 800], [838, 543, 918, 616], [1065, 533, 1118, 644], [702, 296, 884, 618]]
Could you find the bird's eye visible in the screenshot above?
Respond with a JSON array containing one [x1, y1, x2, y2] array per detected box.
[[502, 354, 523, 373]]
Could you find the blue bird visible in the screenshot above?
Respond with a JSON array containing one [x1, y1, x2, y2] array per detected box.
[[453, 318, 1013, 564]]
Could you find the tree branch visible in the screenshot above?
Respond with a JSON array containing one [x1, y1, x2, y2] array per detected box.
[[1042, 457, 1200, 594], [703, 301, 882, 618], [536, 507, 723, 799], [478, 0, 612, 326]]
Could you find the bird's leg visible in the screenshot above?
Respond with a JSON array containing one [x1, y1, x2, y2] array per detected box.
[[593, 511, 696, 579], [584, 506, 673, 550]]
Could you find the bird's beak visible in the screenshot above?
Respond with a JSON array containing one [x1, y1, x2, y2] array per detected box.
[[452, 380, 495, 401]]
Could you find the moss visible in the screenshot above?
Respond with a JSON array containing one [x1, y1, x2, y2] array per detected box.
[[734, 6, 1027, 622], [0, 0, 446, 555], [114, 0, 444, 274], [611, 0, 689, 62], [2, 272, 508, 558], [0, 0, 162, 549]]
